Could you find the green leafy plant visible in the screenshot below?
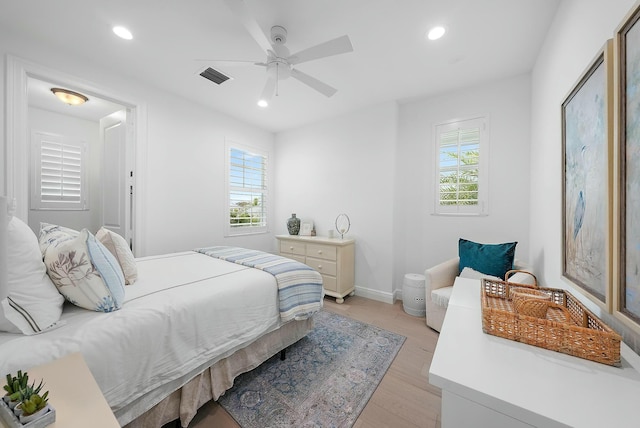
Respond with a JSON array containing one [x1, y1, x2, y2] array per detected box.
[[3, 370, 29, 401], [18, 379, 45, 401], [19, 391, 49, 416], [4, 370, 50, 418]]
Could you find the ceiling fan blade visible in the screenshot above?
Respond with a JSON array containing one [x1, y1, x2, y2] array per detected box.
[[289, 35, 353, 65], [223, 0, 273, 54], [260, 76, 277, 102], [194, 59, 265, 67], [290, 68, 337, 97]]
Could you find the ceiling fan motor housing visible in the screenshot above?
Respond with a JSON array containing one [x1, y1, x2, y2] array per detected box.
[[270, 25, 287, 45]]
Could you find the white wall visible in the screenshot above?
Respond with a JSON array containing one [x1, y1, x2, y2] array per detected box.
[[27, 107, 102, 234], [0, 27, 275, 257], [396, 74, 532, 291], [275, 102, 398, 302], [530, 0, 639, 350], [276, 74, 532, 302]]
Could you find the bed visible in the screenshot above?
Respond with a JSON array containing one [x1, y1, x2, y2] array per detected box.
[[0, 196, 323, 427]]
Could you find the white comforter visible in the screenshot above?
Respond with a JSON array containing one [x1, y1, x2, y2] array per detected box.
[[0, 251, 282, 418]]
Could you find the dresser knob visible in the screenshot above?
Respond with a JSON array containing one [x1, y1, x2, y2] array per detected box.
[[290, 246, 294, 250], [318, 250, 322, 254], [317, 265, 322, 270]]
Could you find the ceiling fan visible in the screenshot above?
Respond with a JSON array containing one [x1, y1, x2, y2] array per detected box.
[[206, 0, 354, 106]]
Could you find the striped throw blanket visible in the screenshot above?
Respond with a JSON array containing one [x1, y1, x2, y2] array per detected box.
[[194, 246, 323, 322]]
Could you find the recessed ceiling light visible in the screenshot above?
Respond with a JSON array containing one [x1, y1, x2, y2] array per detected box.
[[427, 26, 446, 41], [113, 26, 133, 40], [257, 99, 268, 108]]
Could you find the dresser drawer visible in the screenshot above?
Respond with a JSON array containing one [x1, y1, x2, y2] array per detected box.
[[306, 257, 337, 276], [321, 275, 337, 292], [286, 254, 306, 264], [306, 243, 337, 261], [280, 240, 306, 256]]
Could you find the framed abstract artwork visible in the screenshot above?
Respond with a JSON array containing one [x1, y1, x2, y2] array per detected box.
[[561, 40, 613, 311], [615, 4, 640, 329]]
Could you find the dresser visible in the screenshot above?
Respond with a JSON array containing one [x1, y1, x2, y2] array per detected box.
[[276, 235, 355, 303]]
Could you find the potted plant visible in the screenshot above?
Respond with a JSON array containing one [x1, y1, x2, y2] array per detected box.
[[13, 379, 45, 416], [3, 371, 29, 409], [18, 390, 50, 424], [1, 370, 55, 427]]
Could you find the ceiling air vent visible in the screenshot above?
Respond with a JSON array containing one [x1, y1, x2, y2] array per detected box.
[[199, 67, 231, 85]]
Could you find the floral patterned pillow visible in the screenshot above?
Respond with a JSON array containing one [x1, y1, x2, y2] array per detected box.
[[43, 228, 125, 312], [38, 222, 79, 256]]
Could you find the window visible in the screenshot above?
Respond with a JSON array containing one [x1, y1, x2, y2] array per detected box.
[[225, 142, 269, 236], [434, 116, 488, 215], [31, 131, 88, 210]]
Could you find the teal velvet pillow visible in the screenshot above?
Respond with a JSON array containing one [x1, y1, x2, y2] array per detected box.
[[458, 238, 517, 279]]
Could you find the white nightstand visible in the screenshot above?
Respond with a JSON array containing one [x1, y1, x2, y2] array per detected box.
[[276, 235, 355, 303], [1, 352, 119, 428]]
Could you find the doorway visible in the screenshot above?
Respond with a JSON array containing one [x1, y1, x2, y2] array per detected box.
[[5, 55, 146, 254]]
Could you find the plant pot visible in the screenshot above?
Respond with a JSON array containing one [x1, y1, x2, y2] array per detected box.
[[12, 403, 22, 416], [6, 399, 19, 411], [19, 404, 50, 424]]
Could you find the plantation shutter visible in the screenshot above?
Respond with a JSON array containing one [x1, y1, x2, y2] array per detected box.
[[434, 117, 488, 215], [227, 144, 268, 235], [31, 131, 87, 210]]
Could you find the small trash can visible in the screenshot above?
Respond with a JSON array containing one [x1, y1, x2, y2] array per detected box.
[[403, 273, 426, 317]]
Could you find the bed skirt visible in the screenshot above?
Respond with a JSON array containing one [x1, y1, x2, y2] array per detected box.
[[123, 317, 314, 428]]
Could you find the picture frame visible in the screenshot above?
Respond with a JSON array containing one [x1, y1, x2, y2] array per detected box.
[[614, 3, 640, 331], [299, 220, 314, 236], [561, 39, 613, 312]]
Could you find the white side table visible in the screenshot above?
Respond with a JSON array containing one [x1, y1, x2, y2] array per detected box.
[[1, 352, 119, 428]]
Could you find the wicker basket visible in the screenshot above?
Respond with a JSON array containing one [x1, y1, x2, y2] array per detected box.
[[481, 276, 622, 367]]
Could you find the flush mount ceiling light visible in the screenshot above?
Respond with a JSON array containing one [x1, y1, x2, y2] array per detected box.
[[113, 26, 133, 40], [51, 88, 89, 105], [257, 99, 269, 108], [427, 26, 446, 41]]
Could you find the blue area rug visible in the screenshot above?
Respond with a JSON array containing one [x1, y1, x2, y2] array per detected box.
[[217, 310, 406, 428]]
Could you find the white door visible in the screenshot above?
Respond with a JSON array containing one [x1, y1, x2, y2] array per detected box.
[[102, 115, 131, 246]]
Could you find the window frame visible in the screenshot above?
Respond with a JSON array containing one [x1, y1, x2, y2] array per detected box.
[[30, 130, 88, 211], [433, 116, 489, 216], [224, 140, 270, 237]]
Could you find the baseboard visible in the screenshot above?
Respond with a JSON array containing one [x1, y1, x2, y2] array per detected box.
[[354, 285, 395, 304]]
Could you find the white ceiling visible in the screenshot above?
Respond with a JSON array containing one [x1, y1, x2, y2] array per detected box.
[[1, 0, 560, 132], [28, 78, 126, 122]]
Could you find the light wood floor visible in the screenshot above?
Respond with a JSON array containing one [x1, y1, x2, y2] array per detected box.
[[188, 296, 442, 428]]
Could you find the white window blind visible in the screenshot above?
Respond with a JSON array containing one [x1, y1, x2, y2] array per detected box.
[[226, 143, 269, 235], [31, 131, 88, 210], [434, 117, 488, 215]]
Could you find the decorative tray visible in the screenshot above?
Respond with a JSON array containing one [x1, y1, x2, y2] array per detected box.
[[481, 276, 621, 367]]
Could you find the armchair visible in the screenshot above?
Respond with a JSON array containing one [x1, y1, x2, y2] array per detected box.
[[425, 257, 531, 332]]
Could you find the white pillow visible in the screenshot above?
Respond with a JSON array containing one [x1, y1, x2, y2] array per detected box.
[[0, 216, 64, 335], [459, 266, 501, 282], [43, 228, 125, 312], [96, 227, 137, 285]]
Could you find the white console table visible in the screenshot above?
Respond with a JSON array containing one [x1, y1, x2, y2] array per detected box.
[[429, 277, 640, 428]]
